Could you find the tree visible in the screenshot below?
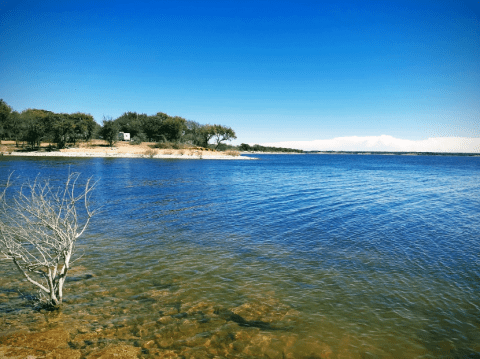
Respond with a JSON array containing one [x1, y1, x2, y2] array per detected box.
[[0, 99, 12, 140], [198, 124, 216, 148], [21, 109, 53, 149], [91, 121, 102, 140], [70, 112, 96, 143], [160, 116, 186, 142], [115, 112, 145, 138], [100, 117, 119, 147], [141, 113, 167, 142], [7, 111, 24, 146], [212, 124, 237, 150], [239, 143, 252, 151], [50, 113, 74, 149], [0, 172, 96, 307], [184, 120, 204, 146]]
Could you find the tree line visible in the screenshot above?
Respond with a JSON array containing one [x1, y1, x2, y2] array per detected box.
[[0, 99, 98, 149], [103, 111, 236, 149], [1, 99, 303, 152], [0, 99, 237, 150], [239, 143, 303, 153]]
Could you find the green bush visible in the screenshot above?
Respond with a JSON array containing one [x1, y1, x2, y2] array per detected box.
[[131, 133, 147, 145]]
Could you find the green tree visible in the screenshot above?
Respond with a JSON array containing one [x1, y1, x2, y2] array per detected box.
[[141, 113, 168, 142], [212, 124, 237, 150], [160, 116, 186, 142], [21, 109, 53, 149], [198, 124, 216, 148], [100, 117, 119, 147], [70, 112, 96, 143], [0, 99, 13, 140], [184, 120, 204, 146], [7, 111, 24, 146], [50, 113, 75, 149], [115, 112, 145, 139], [239, 143, 251, 151], [91, 121, 102, 139]]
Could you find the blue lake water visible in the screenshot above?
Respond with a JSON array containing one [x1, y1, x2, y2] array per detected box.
[[1, 154, 479, 357]]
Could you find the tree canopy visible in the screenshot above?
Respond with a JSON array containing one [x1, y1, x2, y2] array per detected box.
[[100, 117, 119, 147], [0, 100, 241, 151], [0, 100, 97, 149], [0, 99, 12, 140], [211, 125, 237, 149], [110, 112, 234, 149], [115, 111, 146, 139]]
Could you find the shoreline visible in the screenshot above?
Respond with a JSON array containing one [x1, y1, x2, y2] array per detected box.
[[2, 151, 257, 160], [0, 140, 257, 160]]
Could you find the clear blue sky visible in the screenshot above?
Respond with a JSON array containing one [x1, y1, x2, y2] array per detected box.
[[1, 0, 479, 148]]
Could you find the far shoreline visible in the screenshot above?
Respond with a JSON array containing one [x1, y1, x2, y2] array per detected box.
[[307, 151, 480, 157], [240, 151, 305, 155]]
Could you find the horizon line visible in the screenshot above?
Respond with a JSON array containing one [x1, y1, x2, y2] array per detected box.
[[258, 135, 480, 153]]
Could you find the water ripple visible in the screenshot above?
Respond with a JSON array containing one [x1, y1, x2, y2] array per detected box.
[[1, 154, 479, 357]]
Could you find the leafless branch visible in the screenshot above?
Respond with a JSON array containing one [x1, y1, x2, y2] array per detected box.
[[0, 172, 96, 306]]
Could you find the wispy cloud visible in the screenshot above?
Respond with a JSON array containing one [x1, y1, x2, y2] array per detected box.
[[260, 135, 480, 153]]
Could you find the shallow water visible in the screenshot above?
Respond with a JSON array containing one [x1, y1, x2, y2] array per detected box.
[[0, 154, 479, 358]]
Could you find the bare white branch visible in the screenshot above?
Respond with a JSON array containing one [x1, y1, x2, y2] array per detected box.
[[0, 172, 96, 306]]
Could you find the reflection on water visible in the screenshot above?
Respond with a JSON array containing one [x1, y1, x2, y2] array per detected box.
[[0, 154, 479, 358]]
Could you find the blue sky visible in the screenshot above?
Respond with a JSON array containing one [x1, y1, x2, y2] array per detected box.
[[1, 0, 479, 151]]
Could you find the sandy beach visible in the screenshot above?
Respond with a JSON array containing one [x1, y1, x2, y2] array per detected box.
[[0, 140, 256, 160]]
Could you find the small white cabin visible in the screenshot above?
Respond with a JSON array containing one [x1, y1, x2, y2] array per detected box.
[[118, 132, 131, 141]]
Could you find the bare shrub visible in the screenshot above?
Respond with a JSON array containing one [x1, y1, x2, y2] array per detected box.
[[0, 172, 96, 307], [144, 148, 157, 158], [225, 150, 240, 157]]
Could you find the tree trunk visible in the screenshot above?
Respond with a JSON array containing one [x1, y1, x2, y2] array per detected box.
[[47, 268, 60, 305]]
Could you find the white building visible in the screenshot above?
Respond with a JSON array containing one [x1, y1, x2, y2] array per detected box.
[[118, 132, 131, 141]]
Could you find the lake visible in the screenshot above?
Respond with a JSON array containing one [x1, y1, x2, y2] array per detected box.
[[1, 154, 479, 358]]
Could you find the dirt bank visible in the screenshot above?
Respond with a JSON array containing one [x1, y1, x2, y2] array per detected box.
[[0, 140, 255, 160]]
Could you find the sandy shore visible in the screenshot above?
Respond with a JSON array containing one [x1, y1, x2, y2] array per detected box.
[[0, 140, 257, 160]]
